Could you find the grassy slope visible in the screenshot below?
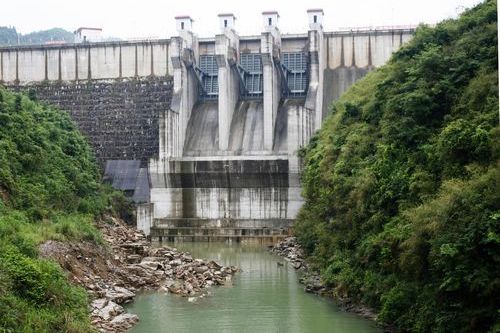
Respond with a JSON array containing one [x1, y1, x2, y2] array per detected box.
[[0, 86, 127, 332], [295, 1, 499, 332]]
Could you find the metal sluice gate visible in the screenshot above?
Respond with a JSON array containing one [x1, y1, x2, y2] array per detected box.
[[198, 55, 219, 99], [238, 53, 264, 98], [196, 52, 308, 100], [281, 52, 309, 97]]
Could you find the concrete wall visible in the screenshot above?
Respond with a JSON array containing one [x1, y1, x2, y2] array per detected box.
[[0, 40, 172, 84], [281, 36, 308, 53], [0, 29, 412, 86], [325, 30, 414, 69], [136, 203, 154, 235], [322, 29, 414, 117], [148, 158, 302, 221], [150, 188, 299, 219]]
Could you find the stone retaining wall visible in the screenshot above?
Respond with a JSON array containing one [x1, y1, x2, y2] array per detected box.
[[9, 76, 173, 167]]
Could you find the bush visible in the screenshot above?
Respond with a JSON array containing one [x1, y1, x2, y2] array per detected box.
[[0, 247, 93, 333]]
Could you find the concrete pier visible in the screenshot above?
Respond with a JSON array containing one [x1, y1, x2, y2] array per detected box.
[[261, 11, 282, 151], [216, 14, 240, 151], [167, 17, 199, 159], [306, 9, 326, 131]]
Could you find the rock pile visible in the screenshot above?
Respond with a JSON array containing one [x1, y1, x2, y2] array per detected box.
[[270, 237, 307, 271], [40, 217, 239, 332], [271, 237, 328, 295]]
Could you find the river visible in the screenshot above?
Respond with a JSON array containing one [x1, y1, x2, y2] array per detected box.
[[126, 242, 380, 333]]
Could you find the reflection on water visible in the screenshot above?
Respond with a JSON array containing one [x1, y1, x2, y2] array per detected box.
[[126, 242, 379, 333]]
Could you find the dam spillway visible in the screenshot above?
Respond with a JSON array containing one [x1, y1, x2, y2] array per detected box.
[[143, 12, 319, 241], [183, 99, 294, 157], [135, 12, 415, 242]]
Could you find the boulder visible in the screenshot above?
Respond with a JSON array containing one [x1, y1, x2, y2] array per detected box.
[[97, 301, 123, 321], [126, 254, 142, 264], [181, 254, 193, 262], [110, 313, 139, 327], [194, 265, 209, 274], [139, 260, 164, 271], [169, 258, 182, 266], [91, 298, 108, 310], [207, 260, 222, 270], [105, 286, 135, 304]]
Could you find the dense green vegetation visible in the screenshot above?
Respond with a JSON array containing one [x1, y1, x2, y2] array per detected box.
[[0, 26, 75, 46], [295, 1, 499, 332], [0, 86, 126, 332]]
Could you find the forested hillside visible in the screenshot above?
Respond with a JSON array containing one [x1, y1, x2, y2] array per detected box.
[[0, 26, 74, 46], [295, 0, 499, 332], [0, 86, 124, 332]]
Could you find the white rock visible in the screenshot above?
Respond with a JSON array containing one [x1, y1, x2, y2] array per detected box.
[[98, 301, 123, 321], [105, 286, 135, 304], [110, 313, 139, 326], [139, 261, 163, 270], [91, 298, 108, 310], [170, 259, 182, 266]]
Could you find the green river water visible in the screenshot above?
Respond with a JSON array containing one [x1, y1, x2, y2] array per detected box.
[[126, 242, 380, 333]]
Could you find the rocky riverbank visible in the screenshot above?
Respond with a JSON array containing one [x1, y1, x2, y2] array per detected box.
[[271, 237, 378, 322], [39, 216, 238, 332]]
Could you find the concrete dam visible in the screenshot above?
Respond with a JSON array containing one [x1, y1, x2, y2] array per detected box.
[[0, 10, 415, 242]]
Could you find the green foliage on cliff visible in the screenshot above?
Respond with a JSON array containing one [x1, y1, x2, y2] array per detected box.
[[0, 26, 74, 46], [295, 1, 499, 332], [0, 85, 125, 332]]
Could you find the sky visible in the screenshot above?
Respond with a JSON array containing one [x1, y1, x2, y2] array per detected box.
[[3, 0, 484, 39]]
